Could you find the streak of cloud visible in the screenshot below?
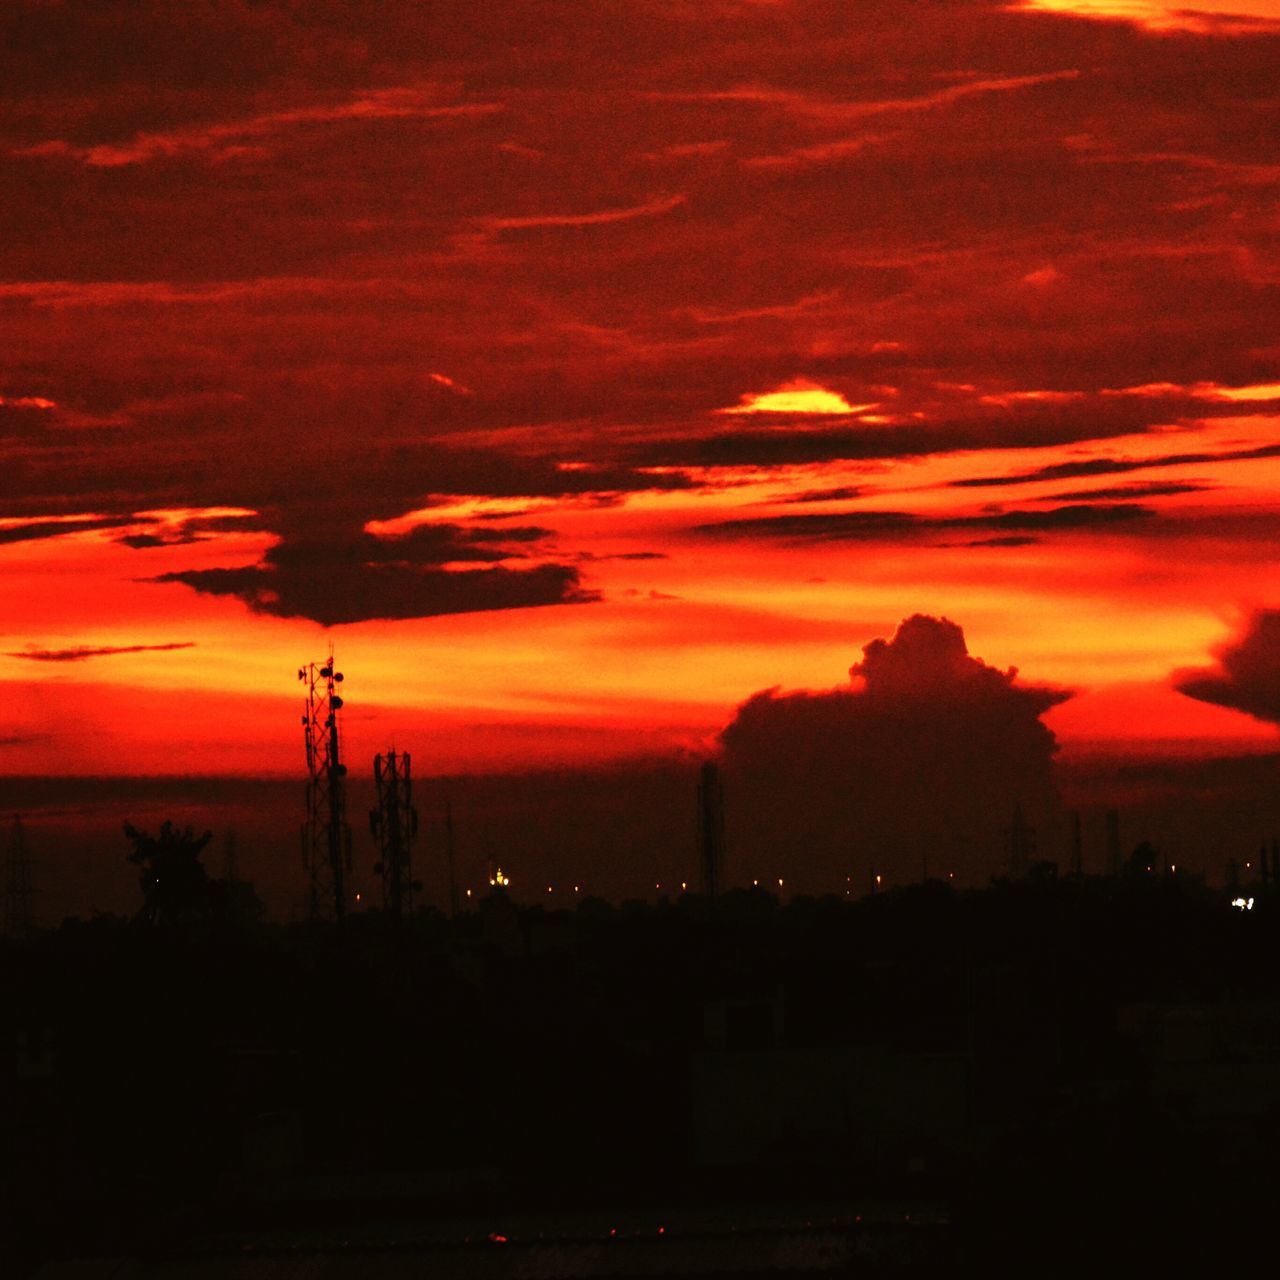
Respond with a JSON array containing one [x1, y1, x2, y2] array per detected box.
[[5, 642, 195, 663]]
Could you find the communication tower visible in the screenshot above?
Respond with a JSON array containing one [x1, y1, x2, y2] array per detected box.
[[299, 649, 352, 921], [370, 749, 419, 918], [697, 761, 726, 899], [3, 814, 34, 938]]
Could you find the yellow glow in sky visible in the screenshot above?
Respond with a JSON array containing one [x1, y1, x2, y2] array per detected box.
[[1023, 0, 1280, 28], [719, 379, 870, 415]]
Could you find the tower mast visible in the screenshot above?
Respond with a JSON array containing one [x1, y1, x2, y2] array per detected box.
[[370, 749, 418, 918], [299, 648, 352, 921]]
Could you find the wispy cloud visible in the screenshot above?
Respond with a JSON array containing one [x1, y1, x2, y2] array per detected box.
[[16, 88, 502, 167], [5, 642, 196, 663], [481, 193, 686, 230]]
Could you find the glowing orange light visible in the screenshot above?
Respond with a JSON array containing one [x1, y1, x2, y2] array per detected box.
[[718, 379, 870, 416]]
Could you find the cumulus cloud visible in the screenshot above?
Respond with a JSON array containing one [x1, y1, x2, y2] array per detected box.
[[718, 615, 1071, 887], [1174, 610, 1280, 726]]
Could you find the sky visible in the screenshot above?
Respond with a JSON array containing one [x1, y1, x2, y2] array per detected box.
[[3, 0, 1280, 895]]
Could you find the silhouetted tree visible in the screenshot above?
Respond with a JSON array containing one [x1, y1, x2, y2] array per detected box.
[[124, 820, 213, 926], [1126, 840, 1162, 877]]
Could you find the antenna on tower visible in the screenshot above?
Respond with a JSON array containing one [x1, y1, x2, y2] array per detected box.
[[4, 814, 35, 938], [370, 749, 419, 919], [697, 761, 726, 899], [299, 646, 352, 921]]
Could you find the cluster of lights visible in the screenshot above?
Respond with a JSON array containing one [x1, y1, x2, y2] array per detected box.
[[454, 869, 988, 904], [1232, 897, 1255, 911]]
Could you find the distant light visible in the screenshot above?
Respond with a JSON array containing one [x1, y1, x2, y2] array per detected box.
[[574, 884, 580, 892], [875, 874, 883, 885], [681, 881, 687, 891], [547, 886, 553, 893], [1232, 897, 1255, 911], [752, 878, 758, 886], [1171, 864, 1176, 873], [354, 893, 361, 902], [466, 889, 472, 898]]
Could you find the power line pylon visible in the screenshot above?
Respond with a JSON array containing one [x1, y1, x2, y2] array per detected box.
[[370, 750, 419, 919], [299, 649, 351, 921], [4, 814, 34, 938], [697, 761, 725, 899]]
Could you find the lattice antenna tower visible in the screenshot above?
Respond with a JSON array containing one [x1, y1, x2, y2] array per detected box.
[[370, 749, 419, 918], [299, 647, 352, 921], [697, 761, 726, 899], [4, 814, 34, 938]]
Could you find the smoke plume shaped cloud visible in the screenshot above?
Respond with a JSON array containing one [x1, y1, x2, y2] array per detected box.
[[718, 615, 1071, 888]]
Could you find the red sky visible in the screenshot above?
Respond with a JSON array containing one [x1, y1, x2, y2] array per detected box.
[[3, 0, 1280, 785]]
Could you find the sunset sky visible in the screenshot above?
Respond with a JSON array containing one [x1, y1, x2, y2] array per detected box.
[[4, 0, 1280, 799]]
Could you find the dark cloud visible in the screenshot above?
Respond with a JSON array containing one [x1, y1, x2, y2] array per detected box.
[[1, 0, 1279, 616], [0, 516, 144, 545], [719, 615, 1071, 888], [777, 485, 867, 505], [4, 642, 195, 663], [1174, 609, 1280, 726], [952, 443, 1280, 490], [1037, 481, 1213, 502], [698, 502, 1153, 542], [153, 519, 594, 625]]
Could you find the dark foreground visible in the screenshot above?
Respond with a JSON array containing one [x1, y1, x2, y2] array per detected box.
[[5, 872, 1280, 1274]]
